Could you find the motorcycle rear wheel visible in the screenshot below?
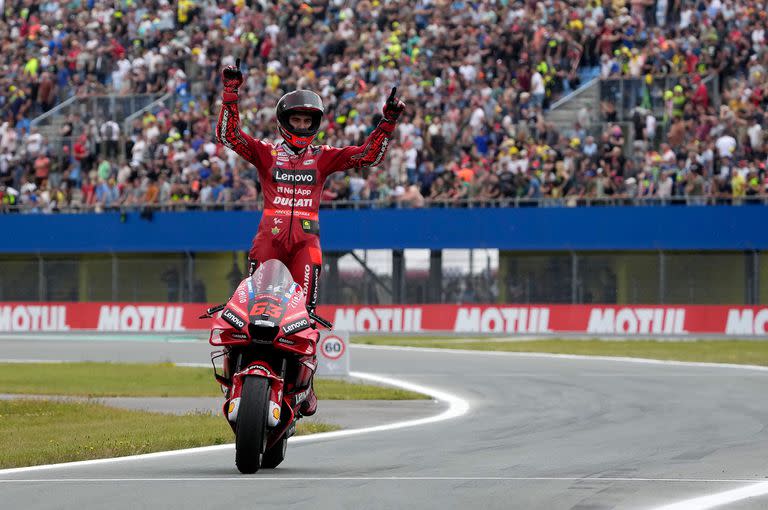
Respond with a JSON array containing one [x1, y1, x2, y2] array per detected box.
[[235, 377, 270, 474]]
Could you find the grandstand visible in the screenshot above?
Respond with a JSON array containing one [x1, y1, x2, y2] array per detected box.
[[1, 0, 767, 312], [1, 0, 766, 212]]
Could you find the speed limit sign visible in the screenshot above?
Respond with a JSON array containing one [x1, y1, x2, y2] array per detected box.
[[317, 330, 349, 376], [320, 335, 345, 360]]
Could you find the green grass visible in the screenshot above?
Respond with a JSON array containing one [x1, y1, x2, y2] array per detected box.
[[0, 362, 425, 400], [0, 362, 425, 469], [0, 399, 338, 469], [353, 337, 768, 366], [319, 378, 427, 400], [0, 363, 218, 397]]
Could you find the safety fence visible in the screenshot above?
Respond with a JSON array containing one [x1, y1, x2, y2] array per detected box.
[[4, 195, 768, 215], [0, 250, 764, 307]]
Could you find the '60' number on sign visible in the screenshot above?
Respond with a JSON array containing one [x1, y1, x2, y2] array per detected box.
[[320, 336, 345, 360]]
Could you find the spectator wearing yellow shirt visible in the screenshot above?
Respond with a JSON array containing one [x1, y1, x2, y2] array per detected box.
[[731, 167, 746, 204]]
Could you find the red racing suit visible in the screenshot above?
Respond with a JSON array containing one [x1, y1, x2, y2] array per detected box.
[[216, 96, 396, 310]]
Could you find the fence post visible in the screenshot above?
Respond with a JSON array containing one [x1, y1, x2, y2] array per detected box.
[[746, 250, 760, 305], [658, 250, 666, 304], [429, 249, 443, 303], [571, 251, 578, 304], [393, 249, 405, 303], [111, 253, 118, 302], [186, 251, 195, 303], [38, 254, 45, 301]]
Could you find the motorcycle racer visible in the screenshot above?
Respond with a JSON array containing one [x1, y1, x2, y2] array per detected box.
[[215, 59, 405, 416]]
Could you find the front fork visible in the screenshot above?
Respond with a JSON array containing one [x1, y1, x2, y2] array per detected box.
[[218, 353, 287, 428], [213, 350, 303, 447]]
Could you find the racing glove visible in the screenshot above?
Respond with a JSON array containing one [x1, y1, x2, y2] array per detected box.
[[382, 87, 406, 123], [221, 58, 244, 102]]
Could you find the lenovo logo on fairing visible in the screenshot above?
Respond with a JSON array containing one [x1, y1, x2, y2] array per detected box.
[[222, 308, 246, 329], [272, 169, 316, 184], [282, 318, 310, 335]]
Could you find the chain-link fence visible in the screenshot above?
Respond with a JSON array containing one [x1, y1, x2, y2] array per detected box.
[[499, 251, 759, 305], [0, 250, 762, 305]]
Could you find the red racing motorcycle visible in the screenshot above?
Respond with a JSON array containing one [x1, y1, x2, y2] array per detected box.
[[200, 259, 332, 473]]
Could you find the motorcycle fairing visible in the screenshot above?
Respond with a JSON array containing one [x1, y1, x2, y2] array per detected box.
[[224, 361, 284, 426]]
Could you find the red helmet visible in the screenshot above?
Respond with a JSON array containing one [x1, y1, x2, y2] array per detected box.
[[276, 90, 324, 149]]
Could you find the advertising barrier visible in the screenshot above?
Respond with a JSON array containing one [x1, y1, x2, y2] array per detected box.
[[1, 303, 767, 336]]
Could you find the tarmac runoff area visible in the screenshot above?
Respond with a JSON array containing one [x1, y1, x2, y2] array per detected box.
[[0, 337, 767, 509]]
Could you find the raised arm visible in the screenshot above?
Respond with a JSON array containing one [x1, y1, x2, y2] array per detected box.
[[215, 58, 271, 169], [319, 87, 406, 176]]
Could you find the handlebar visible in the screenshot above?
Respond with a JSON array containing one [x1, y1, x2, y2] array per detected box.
[[200, 302, 333, 330], [198, 303, 226, 319]]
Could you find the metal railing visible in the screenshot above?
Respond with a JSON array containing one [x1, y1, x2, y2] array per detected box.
[[548, 76, 599, 112], [3, 195, 768, 215], [122, 92, 176, 136], [31, 134, 122, 162], [599, 74, 721, 121], [30, 94, 164, 129], [30, 96, 78, 128]]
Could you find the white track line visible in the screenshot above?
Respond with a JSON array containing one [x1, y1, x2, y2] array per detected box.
[[650, 481, 768, 510], [0, 370, 468, 476], [0, 477, 766, 484]]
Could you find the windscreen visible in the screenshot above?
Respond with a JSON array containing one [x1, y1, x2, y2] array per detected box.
[[249, 259, 295, 297]]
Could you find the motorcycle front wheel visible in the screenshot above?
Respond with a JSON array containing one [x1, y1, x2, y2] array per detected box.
[[235, 376, 270, 474]]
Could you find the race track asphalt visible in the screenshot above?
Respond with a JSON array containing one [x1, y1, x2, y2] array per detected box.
[[1, 337, 767, 510]]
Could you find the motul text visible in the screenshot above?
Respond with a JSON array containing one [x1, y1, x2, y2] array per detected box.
[[97, 305, 186, 331], [0, 305, 70, 332], [332, 307, 423, 332]]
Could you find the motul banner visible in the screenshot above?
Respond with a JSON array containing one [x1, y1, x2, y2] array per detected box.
[[319, 305, 768, 336], [0, 303, 767, 336]]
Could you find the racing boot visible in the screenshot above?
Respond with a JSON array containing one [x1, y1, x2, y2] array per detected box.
[[295, 355, 318, 416]]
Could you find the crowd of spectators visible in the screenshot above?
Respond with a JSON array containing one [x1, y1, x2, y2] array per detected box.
[[1, 0, 768, 213]]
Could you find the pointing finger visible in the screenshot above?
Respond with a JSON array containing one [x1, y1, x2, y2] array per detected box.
[[388, 87, 397, 102], [235, 58, 240, 69]]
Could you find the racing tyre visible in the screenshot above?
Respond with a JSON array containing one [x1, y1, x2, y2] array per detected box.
[[262, 435, 288, 469], [235, 376, 270, 474]]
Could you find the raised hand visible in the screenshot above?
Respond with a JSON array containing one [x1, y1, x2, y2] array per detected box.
[[382, 86, 406, 122], [222, 58, 244, 93]]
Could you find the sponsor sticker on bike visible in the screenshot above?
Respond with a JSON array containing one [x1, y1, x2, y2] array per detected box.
[[282, 317, 310, 335], [222, 308, 246, 330]]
